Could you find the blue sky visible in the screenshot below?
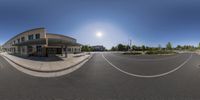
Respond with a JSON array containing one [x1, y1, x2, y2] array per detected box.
[[0, 0, 200, 49]]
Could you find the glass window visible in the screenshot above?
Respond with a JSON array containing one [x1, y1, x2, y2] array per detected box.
[[21, 37, 25, 42], [35, 34, 40, 39], [17, 39, 20, 43], [28, 46, 33, 52], [28, 35, 34, 40], [36, 46, 42, 52], [68, 48, 71, 51]]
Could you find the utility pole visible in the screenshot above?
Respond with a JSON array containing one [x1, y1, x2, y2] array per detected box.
[[129, 39, 132, 51]]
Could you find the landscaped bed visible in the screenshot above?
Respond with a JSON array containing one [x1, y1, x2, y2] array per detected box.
[[123, 51, 143, 55], [123, 50, 177, 55], [145, 50, 177, 55]]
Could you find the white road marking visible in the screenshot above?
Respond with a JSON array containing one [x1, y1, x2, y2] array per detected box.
[[102, 53, 193, 78]]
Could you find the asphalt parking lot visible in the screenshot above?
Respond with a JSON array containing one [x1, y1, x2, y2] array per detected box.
[[1, 52, 200, 100]]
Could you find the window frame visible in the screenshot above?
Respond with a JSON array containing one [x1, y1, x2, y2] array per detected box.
[[28, 35, 34, 40], [35, 34, 40, 39]]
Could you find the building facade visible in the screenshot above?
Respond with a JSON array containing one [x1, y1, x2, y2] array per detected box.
[[92, 45, 106, 51], [2, 28, 81, 57]]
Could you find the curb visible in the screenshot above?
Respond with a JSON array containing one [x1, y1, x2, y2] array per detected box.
[[2, 54, 92, 73]]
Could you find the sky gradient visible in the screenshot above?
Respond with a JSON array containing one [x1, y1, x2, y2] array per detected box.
[[0, 0, 200, 49]]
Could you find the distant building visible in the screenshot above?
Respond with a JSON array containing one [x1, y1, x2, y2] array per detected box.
[[2, 28, 81, 57], [92, 45, 106, 51]]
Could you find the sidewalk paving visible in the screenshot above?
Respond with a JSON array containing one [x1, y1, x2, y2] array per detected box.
[[0, 52, 90, 72]]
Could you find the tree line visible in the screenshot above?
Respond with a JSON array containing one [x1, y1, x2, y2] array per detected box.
[[81, 45, 94, 52], [110, 42, 200, 51], [81, 42, 200, 52]]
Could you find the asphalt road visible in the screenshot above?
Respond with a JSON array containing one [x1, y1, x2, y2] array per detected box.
[[1, 53, 200, 100]]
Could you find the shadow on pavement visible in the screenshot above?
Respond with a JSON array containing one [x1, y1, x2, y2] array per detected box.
[[10, 54, 64, 62]]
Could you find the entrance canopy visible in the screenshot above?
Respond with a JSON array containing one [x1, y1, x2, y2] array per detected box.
[[48, 38, 81, 46]]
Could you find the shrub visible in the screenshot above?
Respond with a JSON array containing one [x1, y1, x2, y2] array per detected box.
[[123, 52, 142, 55], [145, 50, 176, 55]]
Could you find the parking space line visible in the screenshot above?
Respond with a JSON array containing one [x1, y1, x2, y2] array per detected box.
[[102, 53, 193, 78]]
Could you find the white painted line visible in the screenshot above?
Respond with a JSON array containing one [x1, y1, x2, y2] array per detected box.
[[102, 53, 193, 78]]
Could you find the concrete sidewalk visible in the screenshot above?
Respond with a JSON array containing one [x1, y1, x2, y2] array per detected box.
[[0, 52, 90, 72]]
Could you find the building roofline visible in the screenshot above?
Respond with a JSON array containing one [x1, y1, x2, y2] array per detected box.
[[47, 33, 76, 40], [3, 27, 45, 46]]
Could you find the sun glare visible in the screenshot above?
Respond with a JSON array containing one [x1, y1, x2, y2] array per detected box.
[[96, 32, 103, 38]]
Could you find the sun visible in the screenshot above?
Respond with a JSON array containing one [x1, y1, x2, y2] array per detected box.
[[96, 32, 103, 37]]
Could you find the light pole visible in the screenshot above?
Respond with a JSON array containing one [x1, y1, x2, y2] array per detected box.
[[128, 39, 132, 51]]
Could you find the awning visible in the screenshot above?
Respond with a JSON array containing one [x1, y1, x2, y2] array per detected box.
[[48, 38, 81, 46], [13, 38, 81, 46], [13, 38, 46, 46]]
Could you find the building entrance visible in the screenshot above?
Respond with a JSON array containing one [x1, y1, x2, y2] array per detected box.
[[47, 48, 62, 56]]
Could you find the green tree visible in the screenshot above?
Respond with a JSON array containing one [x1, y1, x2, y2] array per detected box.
[[141, 45, 146, 51], [117, 44, 126, 51], [145, 46, 150, 51], [158, 44, 161, 50], [81, 45, 92, 52], [132, 45, 137, 51], [166, 42, 172, 50], [176, 45, 182, 50], [198, 42, 200, 49], [88, 46, 94, 51], [111, 46, 117, 51], [125, 45, 130, 51]]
